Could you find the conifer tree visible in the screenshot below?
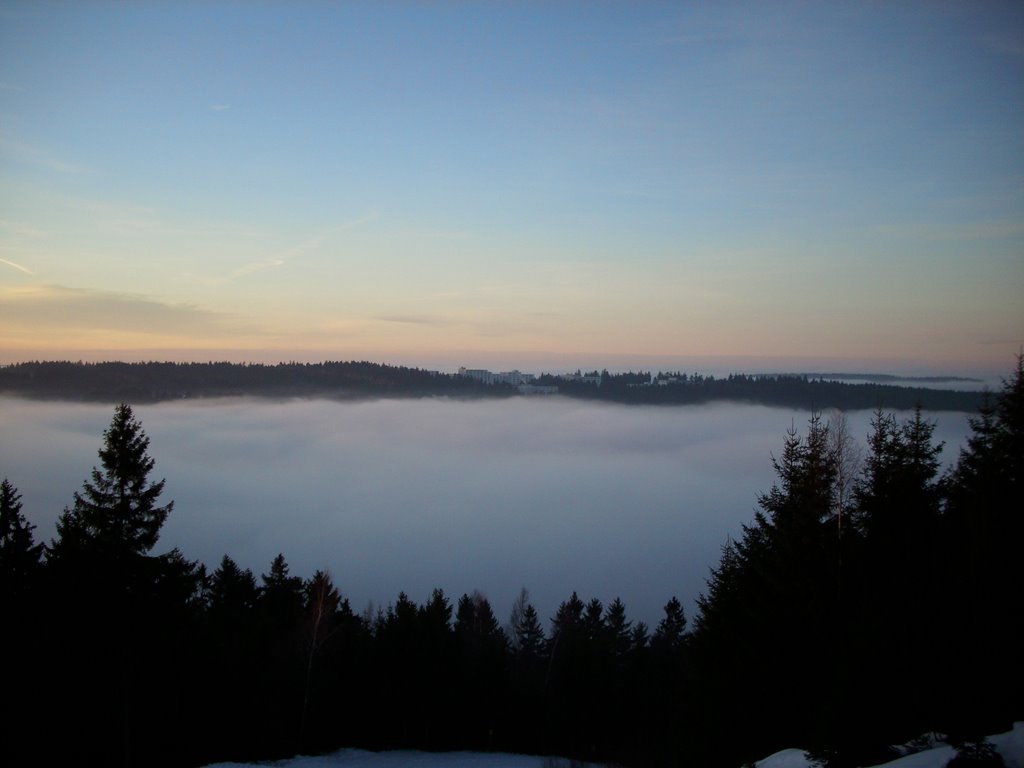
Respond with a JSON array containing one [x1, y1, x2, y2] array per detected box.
[[455, 590, 503, 644], [690, 415, 841, 764], [46, 405, 181, 767], [259, 552, 304, 626], [504, 589, 546, 754], [0, 478, 45, 766], [256, 551, 306, 740], [854, 407, 942, 543], [842, 407, 946, 749], [420, 587, 453, 632], [0, 478, 42, 594], [208, 554, 260, 615], [604, 597, 632, 661], [947, 355, 1023, 524], [52, 404, 172, 561], [942, 356, 1024, 737], [453, 591, 508, 748], [390, 590, 419, 630], [300, 570, 342, 748], [509, 588, 546, 662], [584, 597, 606, 643], [550, 591, 585, 639], [200, 553, 263, 755], [653, 596, 687, 653], [547, 592, 592, 754], [629, 620, 649, 651], [693, 539, 742, 639]]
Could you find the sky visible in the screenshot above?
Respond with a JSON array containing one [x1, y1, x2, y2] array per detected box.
[[1, 2, 1022, 376]]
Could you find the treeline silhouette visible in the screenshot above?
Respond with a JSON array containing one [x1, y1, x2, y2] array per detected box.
[[0, 360, 494, 402], [0, 360, 985, 411], [1, 361, 1020, 768], [535, 370, 984, 411]]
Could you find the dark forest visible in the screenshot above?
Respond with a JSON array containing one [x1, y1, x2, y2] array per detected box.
[[0, 360, 985, 412], [1, 360, 1020, 767]]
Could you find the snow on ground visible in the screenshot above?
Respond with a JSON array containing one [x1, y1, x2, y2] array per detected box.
[[870, 744, 957, 768], [754, 747, 818, 768], [991, 723, 1024, 768], [203, 723, 1024, 768], [752, 723, 1024, 768], [204, 749, 600, 768]]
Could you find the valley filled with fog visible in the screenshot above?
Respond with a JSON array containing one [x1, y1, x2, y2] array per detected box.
[[0, 396, 972, 625]]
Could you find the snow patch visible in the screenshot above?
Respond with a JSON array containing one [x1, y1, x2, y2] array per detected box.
[[201, 724, 1024, 768], [989, 722, 1024, 768], [875, 744, 956, 768], [204, 749, 600, 768], [751, 723, 1024, 768], [753, 747, 816, 768]]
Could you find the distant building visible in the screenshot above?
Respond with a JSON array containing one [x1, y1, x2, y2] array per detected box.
[[458, 367, 496, 385], [458, 367, 536, 386], [495, 370, 535, 386], [555, 371, 602, 386]]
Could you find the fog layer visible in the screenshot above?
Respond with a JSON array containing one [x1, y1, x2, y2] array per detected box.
[[0, 397, 970, 625]]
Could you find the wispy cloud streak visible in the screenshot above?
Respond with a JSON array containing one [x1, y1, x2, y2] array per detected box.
[[0, 136, 87, 173], [0, 257, 33, 275], [0, 284, 246, 337], [375, 314, 459, 327], [0, 219, 46, 238], [195, 214, 376, 285], [876, 219, 1024, 241]]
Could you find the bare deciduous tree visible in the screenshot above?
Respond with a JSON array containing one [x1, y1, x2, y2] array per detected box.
[[827, 410, 863, 535]]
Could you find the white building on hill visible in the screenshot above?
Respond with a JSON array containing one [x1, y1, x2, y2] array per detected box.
[[458, 367, 536, 386]]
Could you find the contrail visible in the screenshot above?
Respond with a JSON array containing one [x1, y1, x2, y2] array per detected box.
[[0, 257, 33, 275]]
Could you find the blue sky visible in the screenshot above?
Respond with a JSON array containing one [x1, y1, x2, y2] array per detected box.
[[1, 2, 1022, 374]]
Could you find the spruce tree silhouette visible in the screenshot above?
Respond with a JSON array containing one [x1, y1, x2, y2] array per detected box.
[[943, 356, 1024, 740], [257, 552, 306, 753], [506, 589, 547, 754], [300, 570, 341, 751], [850, 407, 944, 746], [652, 596, 687, 653], [48, 404, 176, 767], [454, 591, 508, 749], [0, 478, 42, 595], [53, 403, 172, 562], [0, 478, 45, 766], [689, 415, 840, 765]]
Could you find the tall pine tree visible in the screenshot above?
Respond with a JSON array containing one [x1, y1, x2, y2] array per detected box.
[[0, 478, 42, 596], [52, 403, 172, 562], [0, 478, 45, 766], [46, 404, 180, 767], [690, 414, 840, 765], [942, 356, 1024, 737]]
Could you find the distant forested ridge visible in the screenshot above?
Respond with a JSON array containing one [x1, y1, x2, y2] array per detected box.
[[0, 360, 492, 402], [795, 372, 982, 384], [2, 359, 1021, 767], [0, 360, 986, 411]]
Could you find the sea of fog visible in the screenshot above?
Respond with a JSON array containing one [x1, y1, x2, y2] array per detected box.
[[0, 396, 973, 626]]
